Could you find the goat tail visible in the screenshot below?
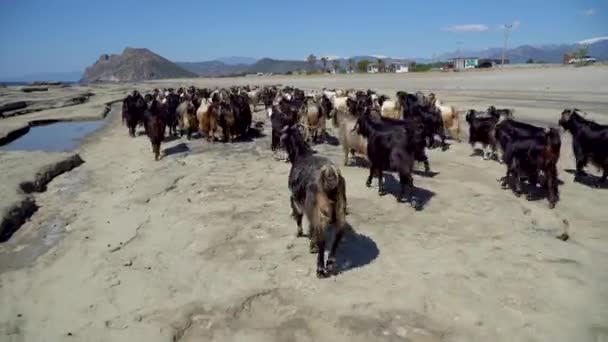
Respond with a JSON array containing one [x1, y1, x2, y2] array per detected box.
[[319, 164, 341, 193]]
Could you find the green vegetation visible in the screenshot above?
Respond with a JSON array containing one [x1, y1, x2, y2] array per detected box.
[[357, 59, 371, 73], [408, 61, 445, 72], [306, 54, 317, 74]]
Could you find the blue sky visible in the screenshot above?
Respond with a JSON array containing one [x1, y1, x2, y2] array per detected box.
[[0, 0, 606, 77]]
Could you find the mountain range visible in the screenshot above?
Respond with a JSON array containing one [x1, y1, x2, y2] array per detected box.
[[176, 39, 608, 76], [12, 38, 606, 84], [437, 39, 608, 63]]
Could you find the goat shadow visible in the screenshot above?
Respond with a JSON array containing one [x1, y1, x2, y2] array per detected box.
[[333, 223, 379, 274], [564, 169, 608, 189], [413, 168, 439, 178], [347, 156, 370, 168], [321, 133, 340, 146], [163, 142, 190, 157], [383, 173, 435, 210], [222, 126, 267, 143]]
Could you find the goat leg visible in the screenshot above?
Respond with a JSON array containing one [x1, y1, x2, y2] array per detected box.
[[378, 169, 386, 196], [290, 197, 304, 237], [316, 238, 329, 278], [327, 226, 344, 276], [366, 167, 374, 187], [600, 168, 608, 185], [526, 174, 538, 201]]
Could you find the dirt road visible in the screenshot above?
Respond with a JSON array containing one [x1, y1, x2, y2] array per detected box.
[[1, 66, 607, 342]]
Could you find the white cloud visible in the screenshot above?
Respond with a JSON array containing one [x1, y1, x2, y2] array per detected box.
[[370, 55, 388, 59], [442, 24, 489, 32], [582, 9, 596, 16], [577, 36, 608, 44]]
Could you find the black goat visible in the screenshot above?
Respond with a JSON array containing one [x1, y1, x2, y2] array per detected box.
[[466, 109, 499, 159], [502, 128, 562, 208], [494, 118, 546, 161], [270, 105, 298, 151], [354, 114, 421, 206], [144, 100, 165, 161], [410, 104, 447, 150], [163, 93, 180, 136], [559, 109, 608, 184], [122, 91, 146, 137], [281, 124, 347, 278]]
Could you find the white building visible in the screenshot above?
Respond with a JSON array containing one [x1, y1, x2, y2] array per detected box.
[[394, 64, 409, 73]]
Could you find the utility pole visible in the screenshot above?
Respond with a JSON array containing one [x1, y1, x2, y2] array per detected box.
[[502, 24, 513, 67]]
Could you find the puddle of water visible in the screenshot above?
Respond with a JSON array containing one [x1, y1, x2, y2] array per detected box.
[[1, 120, 104, 152]]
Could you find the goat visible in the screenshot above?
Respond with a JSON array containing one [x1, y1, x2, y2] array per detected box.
[[434, 98, 461, 142], [354, 113, 421, 206], [281, 124, 347, 278], [559, 109, 608, 184], [144, 99, 165, 161], [304, 97, 326, 143], [122, 91, 146, 137], [377, 95, 401, 120], [332, 99, 368, 165], [197, 100, 219, 142], [494, 118, 546, 162], [177, 99, 198, 140], [270, 105, 298, 152], [163, 93, 180, 136], [502, 128, 562, 208], [366, 110, 431, 174]]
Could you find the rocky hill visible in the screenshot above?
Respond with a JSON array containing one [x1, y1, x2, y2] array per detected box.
[[80, 47, 196, 84]]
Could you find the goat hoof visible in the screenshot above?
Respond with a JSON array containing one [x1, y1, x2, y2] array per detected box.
[[548, 202, 556, 209], [326, 258, 339, 275], [365, 181, 372, 188], [378, 191, 387, 196], [316, 267, 330, 279], [296, 231, 304, 238]]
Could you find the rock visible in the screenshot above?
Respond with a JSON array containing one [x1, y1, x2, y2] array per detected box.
[[0, 101, 27, 115], [20, 86, 48, 93], [80, 47, 196, 84]]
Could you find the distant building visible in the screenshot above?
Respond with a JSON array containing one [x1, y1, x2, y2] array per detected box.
[[367, 64, 379, 73], [450, 57, 479, 70], [386, 63, 409, 73], [450, 57, 508, 70]]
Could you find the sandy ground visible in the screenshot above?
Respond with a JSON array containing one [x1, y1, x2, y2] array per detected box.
[[1, 66, 608, 342]]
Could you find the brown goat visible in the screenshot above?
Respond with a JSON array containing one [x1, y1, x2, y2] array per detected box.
[[197, 101, 219, 142], [304, 97, 325, 143]]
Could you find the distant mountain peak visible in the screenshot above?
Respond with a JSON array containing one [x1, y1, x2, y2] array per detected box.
[[81, 47, 196, 84]]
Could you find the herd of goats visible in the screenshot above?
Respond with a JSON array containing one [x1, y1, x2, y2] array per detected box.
[[122, 85, 607, 278]]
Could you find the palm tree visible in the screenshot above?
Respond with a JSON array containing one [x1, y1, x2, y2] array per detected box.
[[347, 58, 355, 73], [306, 54, 317, 72], [332, 59, 341, 73], [321, 57, 328, 73]]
